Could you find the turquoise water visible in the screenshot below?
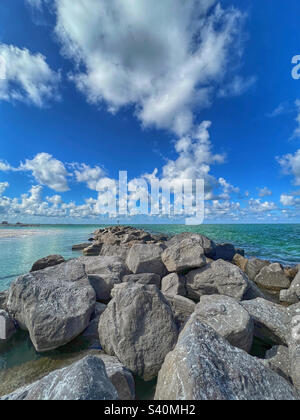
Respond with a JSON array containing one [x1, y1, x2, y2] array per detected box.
[[0, 224, 299, 292]]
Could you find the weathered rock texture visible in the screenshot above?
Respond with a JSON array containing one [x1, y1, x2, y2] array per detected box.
[[98, 283, 178, 381], [154, 315, 299, 400], [0, 310, 17, 341], [255, 263, 290, 292], [161, 273, 186, 297], [99, 355, 135, 400], [166, 232, 216, 258], [161, 239, 206, 273], [280, 271, 300, 304], [262, 346, 292, 383], [7, 260, 96, 352], [30, 255, 65, 272], [122, 273, 161, 288], [0, 356, 118, 400], [126, 244, 167, 277], [195, 295, 254, 352], [164, 295, 195, 331], [245, 258, 270, 281]]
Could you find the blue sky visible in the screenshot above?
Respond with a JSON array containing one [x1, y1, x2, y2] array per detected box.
[[0, 0, 300, 224]]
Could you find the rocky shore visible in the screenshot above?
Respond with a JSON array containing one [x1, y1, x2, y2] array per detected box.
[[0, 225, 300, 400]]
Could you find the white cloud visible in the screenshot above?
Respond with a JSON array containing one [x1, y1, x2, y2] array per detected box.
[[0, 161, 12, 171], [0, 182, 9, 195], [218, 75, 256, 98], [278, 149, 300, 186], [52, 0, 244, 135], [26, 0, 43, 9], [258, 187, 272, 197], [0, 43, 60, 106], [73, 163, 105, 190], [20, 153, 70, 192], [248, 198, 277, 213]]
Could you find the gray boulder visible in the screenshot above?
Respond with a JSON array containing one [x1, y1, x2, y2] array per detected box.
[[98, 283, 178, 381], [30, 254, 65, 272], [72, 243, 91, 251], [164, 295, 195, 331], [83, 243, 102, 256], [7, 260, 96, 352], [123, 273, 161, 288], [245, 258, 270, 281], [100, 244, 130, 260], [255, 263, 290, 292], [195, 295, 254, 352], [99, 355, 135, 400], [0, 310, 17, 341], [261, 346, 292, 383], [241, 298, 290, 345], [166, 232, 216, 258], [161, 273, 186, 297], [214, 243, 236, 261], [289, 310, 300, 391], [161, 239, 206, 273], [126, 244, 167, 277], [0, 290, 8, 310], [185, 259, 250, 302], [78, 256, 128, 302], [280, 271, 300, 304], [154, 314, 299, 400], [0, 356, 118, 400]]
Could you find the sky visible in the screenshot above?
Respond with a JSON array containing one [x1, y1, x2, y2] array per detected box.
[[0, 0, 300, 224]]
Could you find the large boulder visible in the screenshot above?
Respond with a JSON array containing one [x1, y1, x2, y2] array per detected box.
[[161, 239, 206, 273], [83, 243, 102, 256], [289, 308, 300, 391], [245, 258, 270, 281], [100, 244, 130, 260], [154, 314, 299, 400], [99, 355, 135, 400], [195, 295, 254, 352], [0, 290, 8, 311], [72, 243, 91, 251], [164, 295, 195, 331], [98, 283, 178, 381], [0, 356, 118, 400], [0, 310, 17, 341], [254, 263, 290, 292], [280, 271, 300, 304], [78, 256, 128, 302], [94, 225, 166, 246], [241, 298, 290, 346], [6, 260, 96, 352], [261, 346, 292, 383], [166, 232, 216, 258], [161, 273, 186, 297], [232, 254, 248, 272], [185, 259, 250, 302], [126, 244, 167, 277], [214, 243, 236, 261], [30, 254, 65, 272], [122, 273, 161, 288]]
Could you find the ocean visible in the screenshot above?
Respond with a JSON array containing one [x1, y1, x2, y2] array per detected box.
[[0, 223, 299, 292]]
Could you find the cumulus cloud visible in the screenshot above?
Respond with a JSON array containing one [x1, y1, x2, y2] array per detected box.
[[278, 149, 300, 185], [50, 0, 244, 136], [20, 153, 70, 192], [73, 163, 106, 190], [258, 187, 272, 197], [0, 182, 9, 195], [218, 76, 256, 98], [0, 43, 60, 106], [0, 161, 12, 171]]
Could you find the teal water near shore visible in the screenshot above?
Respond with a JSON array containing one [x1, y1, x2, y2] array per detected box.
[[0, 223, 299, 292]]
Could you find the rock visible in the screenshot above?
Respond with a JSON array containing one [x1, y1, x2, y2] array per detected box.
[[0, 310, 17, 341], [161, 273, 186, 297], [82, 304, 107, 341], [195, 295, 254, 352], [161, 239, 206, 273], [99, 355, 135, 400], [245, 258, 270, 281], [83, 243, 102, 256], [154, 314, 299, 400], [126, 244, 167, 277], [92, 302, 107, 319], [261, 346, 292, 383], [280, 270, 300, 304], [241, 298, 290, 345], [254, 263, 290, 292], [164, 295, 195, 331], [6, 260, 96, 352], [72, 243, 91, 251], [122, 273, 161, 288], [166, 232, 216, 259], [98, 283, 178, 381], [78, 256, 128, 302], [232, 253, 248, 271], [30, 254, 65, 272], [100, 244, 130, 260], [289, 310, 300, 391], [185, 259, 250, 302], [94, 225, 165, 247], [0, 356, 118, 400], [0, 290, 8, 310], [284, 266, 299, 281], [214, 243, 236, 261]]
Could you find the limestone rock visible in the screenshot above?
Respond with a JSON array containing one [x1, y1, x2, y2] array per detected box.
[[0, 290, 8, 311], [195, 295, 254, 352], [161, 239, 206, 273], [99, 355, 135, 400], [83, 243, 102, 256], [30, 255, 65, 272], [72, 243, 91, 251], [154, 314, 299, 400], [233, 253, 248, 272], [164, 295, 195, 331], [122, 273, 161, 288], [0, 310, 17, 341], [126, 244, 167, 277], [98, 283, 178, 381], [245, 258, 270, 281], [262, 346, 292, 383], [161, 273, 186, 297], [166, 232, 216, 259], [0, 356, 118, 400], [7, 260, 96, 352], [280, 270, 300, 304], [254, 263, 290, 292]]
